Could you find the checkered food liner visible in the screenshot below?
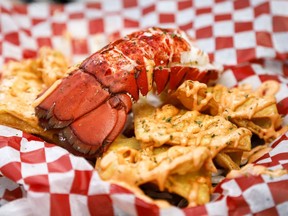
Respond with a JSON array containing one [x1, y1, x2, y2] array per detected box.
[[1, 0, 288, 215]]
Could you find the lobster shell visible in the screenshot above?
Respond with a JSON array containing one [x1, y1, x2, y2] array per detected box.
[[35, 27, 221, 158]]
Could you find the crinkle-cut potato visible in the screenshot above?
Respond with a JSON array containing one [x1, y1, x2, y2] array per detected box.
[[214, 152, 241, 170], [0, 47, 69, 141], [242, 143, 272, 164], [169, 80, 219, 115], [96, 135, 216, 208], [133, 102, 252, 158], [174, 80, 288, 142], [226, 163, 288, 179]]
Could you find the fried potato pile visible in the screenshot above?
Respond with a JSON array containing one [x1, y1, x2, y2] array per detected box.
[[133, 103, 251, 157], [1, 47, 287, 209], [96, 80, 287, 208], [0, 47, 69, 141], [175, 80, 287, 142], [96, 135, 216, 208]]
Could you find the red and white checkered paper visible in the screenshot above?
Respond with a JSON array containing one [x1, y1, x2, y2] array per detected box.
[[1, 0, 288, 215]]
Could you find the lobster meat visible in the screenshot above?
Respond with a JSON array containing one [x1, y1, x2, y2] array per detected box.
[[35, 27, 221, 158]]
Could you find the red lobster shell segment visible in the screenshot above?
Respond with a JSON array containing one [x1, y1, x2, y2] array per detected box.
[[35, 27, 221, 157]]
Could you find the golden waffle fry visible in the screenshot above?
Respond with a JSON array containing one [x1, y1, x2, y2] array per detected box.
[[214, 152, 240, 171], [133, 102, 251, 157], [173, 80, 218, 115], [174, 80, 287, 142], [212, 82, 287, 142], [164, 168, 212, 207], [242, 144, 272, 164], [227, 163, 288, 179], [225, 151, 243, 166], [96, 135, 216, 208], [0, 47, 69, 141]]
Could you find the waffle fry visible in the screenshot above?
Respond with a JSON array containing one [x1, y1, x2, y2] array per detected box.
[[101, 95, 281, 206], [133, 102, 252, 157], [96, 135, 216, 208], [174, 80, 288, 142], [214, 152, 240, 171], [0, 47, 69, 142]]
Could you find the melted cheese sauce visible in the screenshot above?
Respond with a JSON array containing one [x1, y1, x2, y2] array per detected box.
[[133, 102, 251, 157], [175, 80, 288, 142], [96, 135, 216, 208], [227, 163, 287, 179], [214, 82, 287, 141], [98, 79, 287, 208]]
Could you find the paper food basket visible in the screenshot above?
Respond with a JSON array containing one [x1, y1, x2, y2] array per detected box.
[[1, 0, 288, 215]]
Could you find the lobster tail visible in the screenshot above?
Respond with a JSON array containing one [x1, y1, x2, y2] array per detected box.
[[59, 94, 131, 156], [35, 69, 132, 157], [35, 70, 110, 128], [35, 27, 221, 157]]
